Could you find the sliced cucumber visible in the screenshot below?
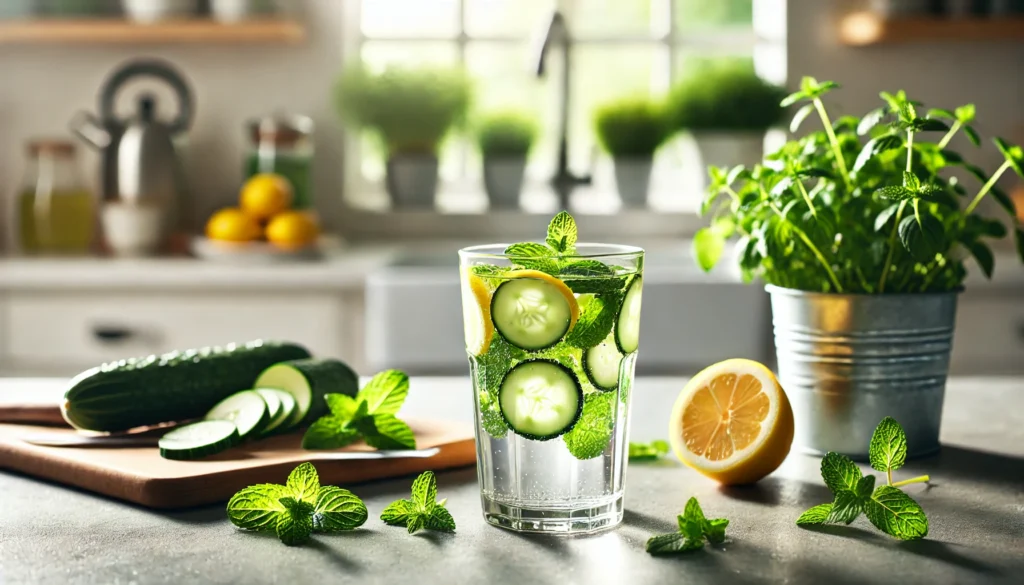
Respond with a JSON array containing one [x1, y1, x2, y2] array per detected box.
[[258, 388, 296, 435], [159, 420, 240, 460], [499, 360, 583, 441], [583, 341, 623, 391], [254, 358, 359, 428], [491, 278, 573, 350], [255, 388, 282, 425], [615, 276, 643, 354], [204, 390, 269, 439]]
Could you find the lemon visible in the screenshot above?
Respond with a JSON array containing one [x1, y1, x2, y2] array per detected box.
[[206, 208, 261, 243], [265, 211, 319, 249], [240, 173, 293, 220], [668, 359, 794, 485], [461, 270, 494, 356]]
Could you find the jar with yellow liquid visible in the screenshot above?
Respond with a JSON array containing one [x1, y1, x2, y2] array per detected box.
[[18, 140, 95, 255]]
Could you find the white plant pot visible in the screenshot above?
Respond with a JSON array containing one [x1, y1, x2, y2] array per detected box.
[[482, 156, 526, 210], [122, 0, 198, 23], [692, 132, 765, 173], [612, 156, 653, 209], [210, 0, 276, 22], [386, 155, 439, 209]]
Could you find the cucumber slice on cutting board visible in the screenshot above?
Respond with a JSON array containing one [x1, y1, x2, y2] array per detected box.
[[204, 390, 268, 439], [583, 341, 623, 391], [254, 358, 359, 428], [615, 276, 643, 354], [257, 388, 296, 435], [159, 420, 240, 460], [499, 360, 583, 441], [491, 277, 574, 351]]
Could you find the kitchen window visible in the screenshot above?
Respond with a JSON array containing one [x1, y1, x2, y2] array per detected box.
[[342, 0, 787, 215]]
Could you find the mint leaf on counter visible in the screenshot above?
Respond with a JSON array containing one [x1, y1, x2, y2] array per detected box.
[[355, 414, 417, 450], [864, 485, 929, 540], [820, 452, 862, 494], [646, 532, 702, 555], [303, 369, 416, 451], [380, 499, 416, 526], [869, 416, 908, 477], [563, 391, 615, 460], [301, 418, 360, 450], [629, 440, 670, 462], [646, 497, 730, 556], [381, 471, 456, 535], [227, 462, 368, 546], [796, 503, 833, 526]]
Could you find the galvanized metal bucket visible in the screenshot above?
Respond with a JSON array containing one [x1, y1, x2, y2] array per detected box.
[[767, 285, 958, 459]]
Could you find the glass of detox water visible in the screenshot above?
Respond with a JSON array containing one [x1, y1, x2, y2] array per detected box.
[[459, 241, 644, 534]]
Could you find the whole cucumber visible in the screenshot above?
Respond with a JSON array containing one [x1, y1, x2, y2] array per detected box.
[[62, 340, 311, 432]]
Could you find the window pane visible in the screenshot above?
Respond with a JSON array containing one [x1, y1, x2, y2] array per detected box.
[[674, 51, 753, 81], [675, 0, 752, 30], [465, 0, 552, 37], [361, 0, 459, 38], [569, 0, 657, 37]]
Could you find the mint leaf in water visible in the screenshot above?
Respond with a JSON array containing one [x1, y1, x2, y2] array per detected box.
[[564, 294, 619, 349], [629, 440, 670, 462], [469, 264, 509, 288], [546, 210, 578, 254], [869, 416, 907, 474], [381, 471, 455, 534], [646, 497, 730, 556], [563, 391, 615, 460], [504, 242, 558, 273], [357, 369, 409, 416], [477, 390, 509, 438], [302, 369, 416, 452], [226, 462, 368, 546]]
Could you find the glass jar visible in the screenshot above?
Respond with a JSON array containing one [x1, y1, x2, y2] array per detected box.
[[18, 140, 95, 255], [245, 114, 314, 209]]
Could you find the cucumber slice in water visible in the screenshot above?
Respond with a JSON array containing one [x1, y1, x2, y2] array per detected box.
[[254, 358, 359, 428], [159, 420, 240, 460], [615, 276, 643, 354], [491, 277, 574, 350], [204, 390, 269, 439], [583, 341, 623, 391], [499, 360, 583, 441], [256, 388, 294, 435]]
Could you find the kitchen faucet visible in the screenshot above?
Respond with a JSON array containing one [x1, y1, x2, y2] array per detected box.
[[532, 10, 591, 211]]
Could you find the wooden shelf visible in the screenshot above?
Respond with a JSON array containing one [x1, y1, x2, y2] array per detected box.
[[839, 11, 1024, 46], [0, 18, 305, 45]]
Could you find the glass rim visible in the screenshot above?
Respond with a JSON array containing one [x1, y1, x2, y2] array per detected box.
[[459, 242, 644, 261]]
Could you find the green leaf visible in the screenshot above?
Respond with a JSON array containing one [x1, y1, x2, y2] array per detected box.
[[504, 242, 558, 273], [645, 532, 704, 556], [628, 440, 670, 462], [902, 171, 920, 192], [967, 241, 995, 279], [276, 507, 313, 546], [324, 394, 359, 420], [964, 214, 1008, 238], [820, 452, 862, 494], [226, 484, 288, 532], [313, 486, 368, 532], [703, 518, 729, 545], [286, 462, 320, 505], [410, 471, 437, 511], [994, 137, 1024, 177], [853, 134, 902, 172], [796, 503, 833, 526], [301, 417, 359, 450], [954, 103, 976, 123], [856, 474, 877, 500], [790, 104, 815, 133], [678, 517, 704, 541], [991, 186, 1018, 218], [913, 118, 950, 133], [355, 414, 417, 450], [279, 496, 315, 517], [380, 499, 416, 526], [899, 213, 946, 261], [682, 497, 706, 525], [857, 107, 887, 135], [868, 417, 908, 473], [826, 490, 864, 525], [963, 125, 981, 146], [560, 259, 613, 277], [780, 90, 808, 108], [874, 204, 900, 232], [564, 294, 619, 349], [864, 486, 929, 540], [478, 390, 509, 438], [875, 185, 914, 201], [563, 391, 616, 460], [561, 261, 625, 294], [425, 506, 457, 532], [357, 369, 410, 416], [406, 514, 426, 534], [546, 211, 578, 253], [926, 108, 954, 120], [693, 227, 726, 272], [470, 263, 509, 288]]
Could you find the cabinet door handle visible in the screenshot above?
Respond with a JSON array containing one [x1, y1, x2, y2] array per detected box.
[[92, 326, 135, 342]]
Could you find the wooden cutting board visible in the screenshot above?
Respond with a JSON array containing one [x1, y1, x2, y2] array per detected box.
[[0, 419, 476, 509]]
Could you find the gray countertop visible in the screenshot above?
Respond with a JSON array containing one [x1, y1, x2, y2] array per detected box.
[[2, 377, 1023, 584]]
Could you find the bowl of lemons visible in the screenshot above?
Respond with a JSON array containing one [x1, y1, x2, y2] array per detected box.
[[194, 173, 323, 262]]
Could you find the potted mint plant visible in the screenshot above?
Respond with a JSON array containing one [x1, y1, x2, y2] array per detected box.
[[694, 77, 1024, 458], [476, 111, 538, 210], [668, 65, 785, 178], [335, 66, 471, 208], [593, 97, 671, 208]]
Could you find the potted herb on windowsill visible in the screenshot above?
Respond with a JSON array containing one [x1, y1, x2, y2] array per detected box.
[[335, 66, 471, 208], [694, 77, 1024, 458], [668, 65, 786, 179], [593, 97, 671, 208], [476, 112, 538, 210]]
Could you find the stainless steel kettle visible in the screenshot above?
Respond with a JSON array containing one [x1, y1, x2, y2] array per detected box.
[[70, 59, 193, 253]]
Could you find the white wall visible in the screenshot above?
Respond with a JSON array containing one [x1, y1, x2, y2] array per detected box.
[[0, 0, 347, 248]]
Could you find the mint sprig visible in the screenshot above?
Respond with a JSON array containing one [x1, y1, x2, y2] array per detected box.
[[646, 497, 729, 556], [302, 369, 417, 451], [227, 462, 368, 546], [563, 391, 616, 460], [629, 439, 670, 462], [797, 417, 930, 540], [380, 471, 456, 534]]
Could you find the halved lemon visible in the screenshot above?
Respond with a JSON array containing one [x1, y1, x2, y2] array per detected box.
[[461, 271, 494, 355], [504, 269, 580, 330], [669, 359, 794, 485]]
